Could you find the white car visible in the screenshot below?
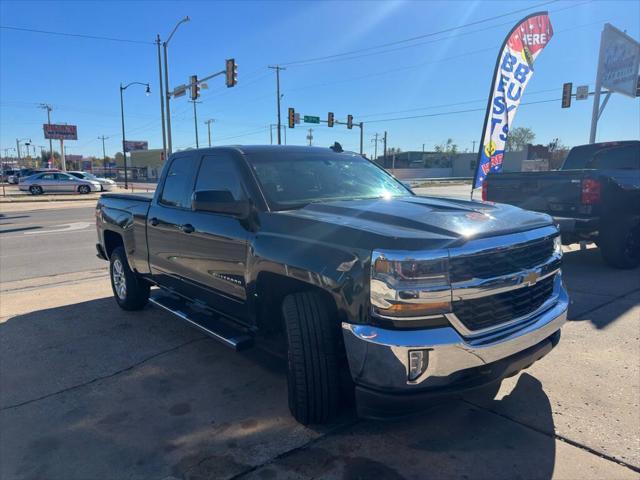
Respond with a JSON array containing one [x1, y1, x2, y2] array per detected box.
[[68, 171, 116, 191], [19, 172, 101, 195]]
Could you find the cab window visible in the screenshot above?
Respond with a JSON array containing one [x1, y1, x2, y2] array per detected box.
[[195, 154, 246, 201], [160, 155, 199, 208]]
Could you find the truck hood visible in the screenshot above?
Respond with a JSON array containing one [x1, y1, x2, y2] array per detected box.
[[278, 195, 553, 245]]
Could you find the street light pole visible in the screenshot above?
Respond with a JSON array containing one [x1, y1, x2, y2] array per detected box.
[[120, 82, 150, 189], [191, 100, 200, 148], [156, 34, 167, 159], [163, 16, 190, 155]]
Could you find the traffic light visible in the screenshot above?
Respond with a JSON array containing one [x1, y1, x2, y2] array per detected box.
[[190, 75, 200, 100], [636, 75, 640, 97], [288, 108, 295, 128], [561, 82, 572, 108], [327, 112, 334, 127], [347, 114, 353, 129], [225, 58, 237, 88]]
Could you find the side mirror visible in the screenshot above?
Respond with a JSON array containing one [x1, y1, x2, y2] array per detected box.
[[192, 190, 250, 217]]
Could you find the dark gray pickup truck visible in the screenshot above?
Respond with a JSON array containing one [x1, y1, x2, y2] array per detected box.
[[96, 145, 568, 424], [484, 141, 640, 269]]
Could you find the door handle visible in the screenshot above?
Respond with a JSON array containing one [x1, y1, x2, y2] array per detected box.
[[149, 217, 159, 226], [181, 223, 195, 234]]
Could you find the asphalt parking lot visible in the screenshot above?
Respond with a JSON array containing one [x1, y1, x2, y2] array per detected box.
[[1, 196, 639, 480]]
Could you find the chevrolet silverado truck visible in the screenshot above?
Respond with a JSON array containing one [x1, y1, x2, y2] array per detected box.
[[96, 145, 568, 424], [484, 141, 640, 269]]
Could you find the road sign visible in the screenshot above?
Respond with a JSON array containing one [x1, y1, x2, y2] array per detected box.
[[303, 115, 320, 124], [598, 24, 640, 98], [43, 124, 77, 140], [576, 85, 589, 100], [124, 141, 148, 153], [294, 113, 300, 124], [173, 85, 187, 98], [561, 82, 572, 108]]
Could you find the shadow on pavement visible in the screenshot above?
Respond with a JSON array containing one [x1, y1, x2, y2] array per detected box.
[[248, 373, 556, 479], [0, 294, 559, 480], [561, 248, 639, 328]]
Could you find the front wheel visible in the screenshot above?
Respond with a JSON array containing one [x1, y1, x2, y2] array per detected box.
[[78, 185, 91, 194], [29, 185, 43, 195], [109, 246, 149, 310], [282, 291, 342, 425], [598, 217, 640, 269]]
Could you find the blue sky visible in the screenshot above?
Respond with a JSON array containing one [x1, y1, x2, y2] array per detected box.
[[1, 0, 638, 159]]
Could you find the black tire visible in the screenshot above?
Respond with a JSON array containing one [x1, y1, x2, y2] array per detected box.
[[109, 246, 150, 310], [598, 217, 640, 269], [78, 185, 91, 194], [29, 185, 43, 195], [282, 291, 341, 425]]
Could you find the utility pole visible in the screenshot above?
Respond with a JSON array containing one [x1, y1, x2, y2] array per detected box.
[[383, 131, 388, 167], [156, 34, 167, 158], [39, 104, 53, 160], [268, 65, 285, 145], [204, 119, 214, 147], [98, 135, 109, 171], [190, 100, 201, 148], [371, 133, 380, 160], [359, 122, 364, 156], [307, 128, 313, 146], [472, 140, 476, 153]]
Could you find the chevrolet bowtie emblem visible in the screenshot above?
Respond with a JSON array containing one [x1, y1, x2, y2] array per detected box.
[[522, 271, 540, 286]]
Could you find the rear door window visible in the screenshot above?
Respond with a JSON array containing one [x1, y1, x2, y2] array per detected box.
[[159, 154, 199, 208]]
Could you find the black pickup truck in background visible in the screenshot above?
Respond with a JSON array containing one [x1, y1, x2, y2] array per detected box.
[[484, 141, 640, 269]]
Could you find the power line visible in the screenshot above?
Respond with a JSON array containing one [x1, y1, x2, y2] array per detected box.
[[366, 98, 560, 124], [0, 25, 154, 45], [279, 0, 559, 66], [279, 0, 591, 68]]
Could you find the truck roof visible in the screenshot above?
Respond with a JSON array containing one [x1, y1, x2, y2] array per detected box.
[[176, 145, 356, 156]]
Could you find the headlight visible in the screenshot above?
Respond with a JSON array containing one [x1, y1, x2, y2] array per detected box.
[[370, 250, 451, 320]]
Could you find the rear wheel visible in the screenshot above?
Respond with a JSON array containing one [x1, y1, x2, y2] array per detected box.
[[599, 217, 640, 269], [78, 185, 91, 194], [29, 185, 43, 195], [282, 291, 342, 425], [109, 246, 149, 310]]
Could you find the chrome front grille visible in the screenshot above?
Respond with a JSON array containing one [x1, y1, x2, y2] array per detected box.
[[449, 236, 555, 282], [452, 275, 555, 331], [447, 226, 561, 336]]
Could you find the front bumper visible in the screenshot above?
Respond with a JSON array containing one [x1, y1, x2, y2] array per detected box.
[[342, 274, 568, 417]]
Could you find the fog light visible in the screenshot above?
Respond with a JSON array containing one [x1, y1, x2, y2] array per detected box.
[[408, 350, 429, 381]]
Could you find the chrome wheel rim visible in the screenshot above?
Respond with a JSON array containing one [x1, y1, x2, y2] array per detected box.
[[112, 259, 127, 300]]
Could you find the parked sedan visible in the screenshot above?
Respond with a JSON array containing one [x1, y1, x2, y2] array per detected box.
[[19, 172, 101, 195], [68, 171, 116, 191]]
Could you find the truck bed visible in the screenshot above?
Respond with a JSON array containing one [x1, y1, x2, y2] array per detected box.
[[485, 170, 587, 217]]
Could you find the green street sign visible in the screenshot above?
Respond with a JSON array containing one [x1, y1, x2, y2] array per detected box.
[[303, 115, 320, 124]]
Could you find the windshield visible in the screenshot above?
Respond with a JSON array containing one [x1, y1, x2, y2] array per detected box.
[[245, 151, 412, 210]]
